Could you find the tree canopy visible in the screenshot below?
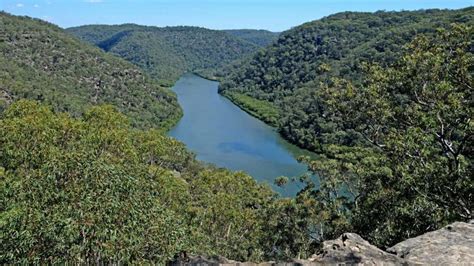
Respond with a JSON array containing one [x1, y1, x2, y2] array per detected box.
[[280, 24, 473, 250], [0, 100, 285, 263], [0, 12, 181, 130], [223, 29, 279, 47], [219, 8, 474, 151]]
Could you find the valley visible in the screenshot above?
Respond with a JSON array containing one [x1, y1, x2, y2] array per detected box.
[[0, 4, 472, 264], [67, 25, 277, 85]]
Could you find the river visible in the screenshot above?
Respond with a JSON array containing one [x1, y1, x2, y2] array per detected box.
[[168, 73, 313, 196]]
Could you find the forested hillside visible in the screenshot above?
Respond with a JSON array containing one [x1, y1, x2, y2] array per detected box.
[[219, 8, 474, 150], [67, 24, 262, 84], [1, 8, 472, 264], [221, 7, 473, 252], [291, 23, 473, 248], [223, 29, 279, 47], [0, 12, 181, 129]]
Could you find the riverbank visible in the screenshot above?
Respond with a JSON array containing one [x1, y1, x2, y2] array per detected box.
[[219, 89, 319, 154], [221, 91, 280, 127], [192, 71, 221, 82], [168, 74, 311, 196]]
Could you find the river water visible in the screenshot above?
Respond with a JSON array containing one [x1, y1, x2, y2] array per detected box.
[[168, 74, 312, 196]]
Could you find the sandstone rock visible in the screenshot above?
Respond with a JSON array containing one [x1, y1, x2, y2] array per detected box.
[[388, 220, 474, 265], [168, 234, 405, 265], [308, 233, 405, 265], [169, 253, 239, 266], [169, 254, 283, 266], [169, 221, 474, 265]]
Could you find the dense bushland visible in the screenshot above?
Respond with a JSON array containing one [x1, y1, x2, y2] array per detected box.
[[0, 12, 181, 130], [274, 24, 473, 249], [223, 29, 279, 47], [219, 8, 473, 151]]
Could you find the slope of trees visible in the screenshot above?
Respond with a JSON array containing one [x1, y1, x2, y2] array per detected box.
[[223, 29, 279, 47], [0, 100, 274, 263], [219, 7, 474, 151], [219, 7, 473, 254], [288, 24, 473, 250], [67, 25, 264, 84], [0, 12, 181, 130]]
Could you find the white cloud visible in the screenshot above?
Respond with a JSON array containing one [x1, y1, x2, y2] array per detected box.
[[34, 4, 40, 7], [16, 3, 24, 7]]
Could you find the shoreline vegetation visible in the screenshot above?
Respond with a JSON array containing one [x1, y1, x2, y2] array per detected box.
[[221, 91, 280, 127], [191, 71, 220, 82]]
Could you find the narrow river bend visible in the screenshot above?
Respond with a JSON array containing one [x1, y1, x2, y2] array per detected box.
[[168, 74, 311, 196]]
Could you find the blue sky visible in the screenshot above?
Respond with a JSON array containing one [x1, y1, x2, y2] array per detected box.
[[1, 0, 472, 31]]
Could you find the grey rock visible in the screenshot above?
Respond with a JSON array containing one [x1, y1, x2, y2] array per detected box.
[[169, 255, 286, 266], [169, 254, 239, 266], [388, 220, 474, 265], [308, 233, 405, 265], [168, 221, 474, 265], [171, 170, 182, 178]]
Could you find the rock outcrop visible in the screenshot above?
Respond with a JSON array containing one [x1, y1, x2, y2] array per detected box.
[[302, 233, 405, 265], [169, 254, 240, 266], [388, 220, 474, 264], [169, 220, 474, 265]]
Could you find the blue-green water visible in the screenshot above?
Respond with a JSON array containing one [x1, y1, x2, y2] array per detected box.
[[168, 74, 312, 196]]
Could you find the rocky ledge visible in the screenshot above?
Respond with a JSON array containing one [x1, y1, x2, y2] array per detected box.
[[387, 220, 474, 264], [170, 220, 474, 265]]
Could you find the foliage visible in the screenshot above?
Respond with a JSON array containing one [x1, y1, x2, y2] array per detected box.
[[0, 100, 287, 263], [220, 7, 474, 151], [67, 25, 263, 84], [223, 91, 280, 125], [223, 29, 279, 47], [0, 101, 189, 263], [184, 169, 276, 261], [0, 12, 181, 130], [288, 24, 473, 250]]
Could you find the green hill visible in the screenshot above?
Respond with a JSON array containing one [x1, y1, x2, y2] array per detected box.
[[219, 7, 474, 150], [223, 29, 279, 47], [222, 8, 473, 251], [0, 12, 181, 130], [67, 24, 262, 84]]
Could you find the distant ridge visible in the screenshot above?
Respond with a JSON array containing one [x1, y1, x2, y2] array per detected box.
[[223, 29, 279, 47], [67, 24, 269, 84]]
